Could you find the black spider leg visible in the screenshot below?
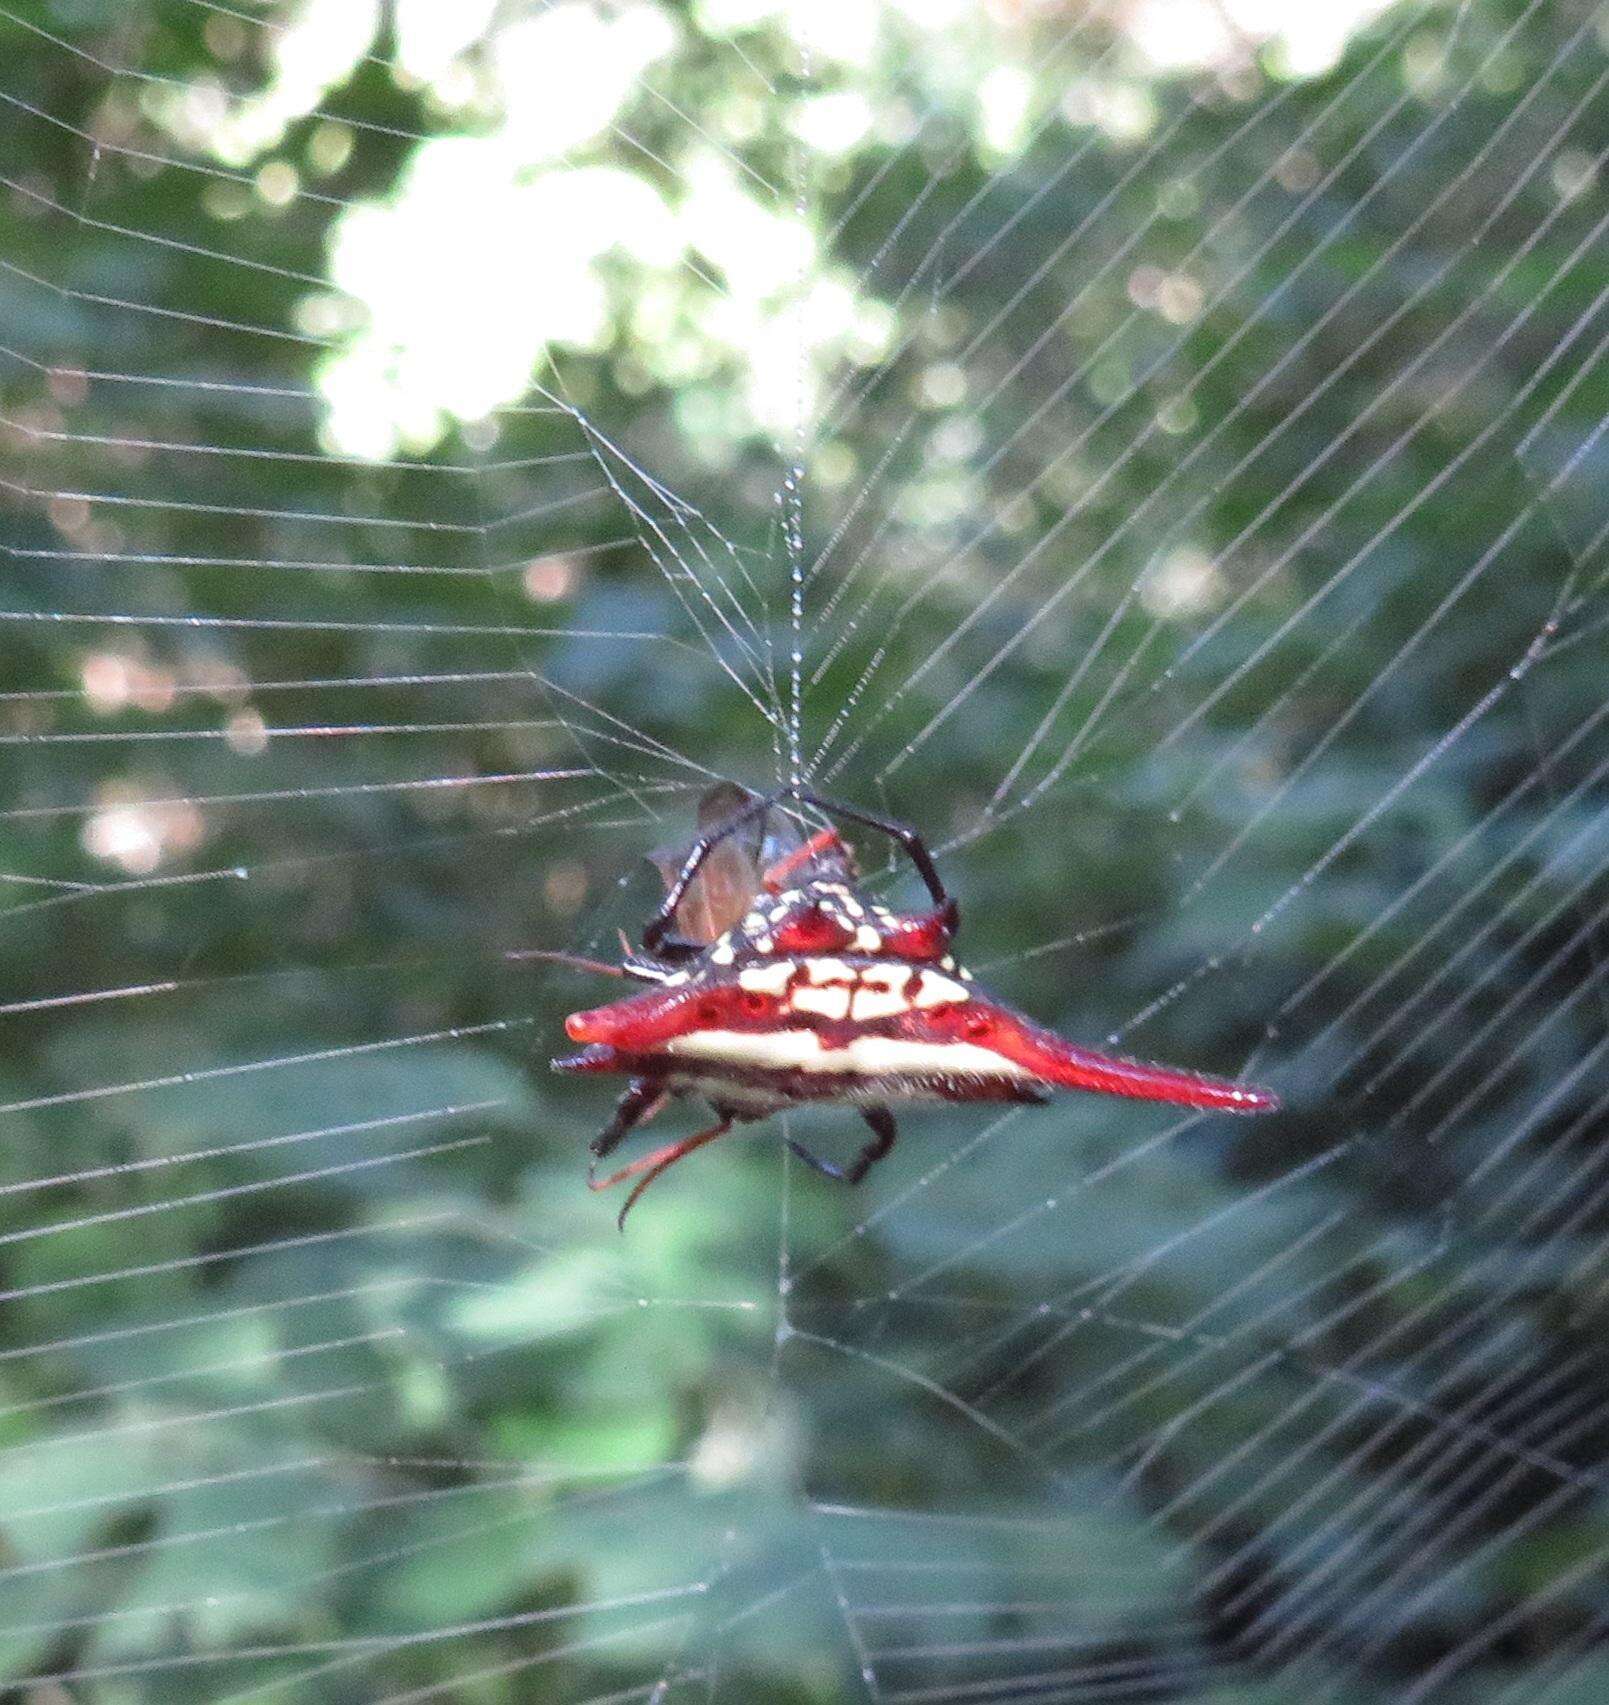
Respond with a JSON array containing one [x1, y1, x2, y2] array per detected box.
[[587, 1077, 668, 1179], [786, 1107, 898, 1187], [642, 789, 784, 954], [642, 789, 957, 955], [799, 795, 958, 934]]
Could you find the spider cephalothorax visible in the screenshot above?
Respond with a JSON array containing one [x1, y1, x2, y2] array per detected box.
[[552, 785, 1278, 1226]]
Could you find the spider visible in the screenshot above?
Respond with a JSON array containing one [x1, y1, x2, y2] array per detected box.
[[551, 785, 1279, 1227]]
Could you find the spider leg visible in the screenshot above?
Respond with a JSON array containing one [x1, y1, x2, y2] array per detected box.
[[791, 793, 959, 934], [644, 786, 958, 954], [587, 1078, 669, 1176], [507, 947, 631, 978], [589, 1115, 734, 1230], [644, 792, 775, 954], [784, 1138, 846, 1181], [786, 1106, 898, 1187], [849, 1107, 899, 1182]]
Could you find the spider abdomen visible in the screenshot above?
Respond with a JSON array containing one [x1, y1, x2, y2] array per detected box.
[[559, 953, 1274, 1115]]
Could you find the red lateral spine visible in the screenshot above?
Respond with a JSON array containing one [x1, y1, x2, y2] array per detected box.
[[965, 1000, 1277, 1112]]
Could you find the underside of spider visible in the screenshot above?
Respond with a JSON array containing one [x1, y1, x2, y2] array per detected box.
[[551, 784, 1278, 1227]]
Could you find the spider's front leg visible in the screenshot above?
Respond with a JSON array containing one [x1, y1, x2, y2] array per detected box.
[[587, 1077, 669, 1179], [791, 792, 960, 936], [786, 1106, 898, 1187], [590, 1115, 735, 1230]]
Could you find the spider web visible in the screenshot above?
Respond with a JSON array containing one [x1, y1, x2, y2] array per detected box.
[[3, 0, 1609, 1700]]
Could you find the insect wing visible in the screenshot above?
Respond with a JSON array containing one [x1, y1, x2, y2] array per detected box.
[[647, 782, 766, 945]]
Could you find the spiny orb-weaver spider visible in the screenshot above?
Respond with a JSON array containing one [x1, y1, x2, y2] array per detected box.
[[552, 784, 1278, 1227]]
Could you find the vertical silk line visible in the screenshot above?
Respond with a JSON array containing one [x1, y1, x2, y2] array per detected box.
[[785, 461, 804, 792], [784, 31, 812, 793]]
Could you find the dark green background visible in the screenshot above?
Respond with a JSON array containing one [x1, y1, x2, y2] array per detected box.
[[3, 1, 1608, 1699]]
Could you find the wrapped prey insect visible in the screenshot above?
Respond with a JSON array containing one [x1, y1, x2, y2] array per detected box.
[[551, 784, 1278, 1226]]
